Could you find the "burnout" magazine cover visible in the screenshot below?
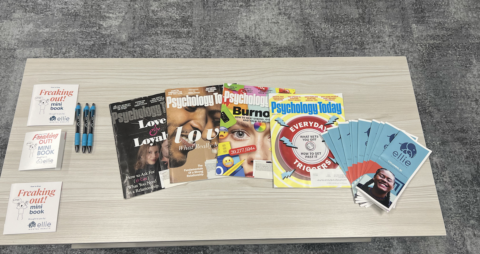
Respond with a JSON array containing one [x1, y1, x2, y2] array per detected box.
[[165, 85, 223, 183], [216, 84, 295, 178], [109, 93, 168, 199]]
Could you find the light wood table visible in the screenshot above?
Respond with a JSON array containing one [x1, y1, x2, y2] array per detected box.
[[0, 58, 445, 248]]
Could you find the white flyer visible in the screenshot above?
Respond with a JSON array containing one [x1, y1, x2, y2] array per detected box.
[[27, 84, 79, 126], [3, 182, 62, 234]]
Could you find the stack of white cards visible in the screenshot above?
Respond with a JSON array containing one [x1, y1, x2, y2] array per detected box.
[[19, 129, 66, 171]]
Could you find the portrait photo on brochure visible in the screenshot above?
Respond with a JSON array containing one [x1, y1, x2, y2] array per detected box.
[[356, 168, 404, 209]]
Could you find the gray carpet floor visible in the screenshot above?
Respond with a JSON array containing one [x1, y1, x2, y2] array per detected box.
[[1, 0, 479, 253]]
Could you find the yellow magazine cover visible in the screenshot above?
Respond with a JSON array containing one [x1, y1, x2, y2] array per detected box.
[[269, 93, 350, 188]]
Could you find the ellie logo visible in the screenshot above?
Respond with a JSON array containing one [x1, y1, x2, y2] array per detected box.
[[399, 142, 417, 158], [49, 115, 69, 123], [392, 142, 416, 167]]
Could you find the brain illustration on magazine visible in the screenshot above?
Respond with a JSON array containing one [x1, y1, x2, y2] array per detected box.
[[275, 115, 335, 181]]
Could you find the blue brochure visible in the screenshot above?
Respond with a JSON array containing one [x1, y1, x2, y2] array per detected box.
[[338, 122, 353, 169], [364, 120, 382, 164], [370, 122, 385, 159], [321, 132, 347, 179], [327, 127, 349, 174], [351, 121, 358, 171], [357, 119, 371, 165], [370, 123, 400, 162], [356, 131, 432, 211]]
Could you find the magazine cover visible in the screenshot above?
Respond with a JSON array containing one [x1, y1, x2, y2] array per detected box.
[[165, 85, 223, 183], [270, 93, 350, 188], [18, 129, 66, 171], [110, 93, 168, 199], [215, 84, 295, 178], [3, 182, 62, 234], [27, 84, 79, 126]]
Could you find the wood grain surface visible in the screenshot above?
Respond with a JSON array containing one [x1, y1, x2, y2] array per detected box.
[[0, 57, 445, 245]]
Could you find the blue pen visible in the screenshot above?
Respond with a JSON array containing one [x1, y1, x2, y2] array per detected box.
[[74, 103, 81, 153], [87, 103, 95, 153], [82, 103, 89, 153]]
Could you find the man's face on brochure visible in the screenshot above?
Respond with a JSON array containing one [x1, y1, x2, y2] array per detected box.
[[373, 169, 395, 193], [222, 117, 271, 177], [167, 88, 221, 168]]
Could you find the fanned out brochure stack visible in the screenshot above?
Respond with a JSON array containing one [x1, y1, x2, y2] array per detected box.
[[320, 120, 432, 212]]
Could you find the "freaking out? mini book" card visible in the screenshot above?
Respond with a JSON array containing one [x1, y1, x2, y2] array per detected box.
[[3, 182, 62, 235], [27, 84, 79, 126]]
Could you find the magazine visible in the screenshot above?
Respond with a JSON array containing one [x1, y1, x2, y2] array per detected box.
[[27, 84, 79, 126], [3, 182, 62, 234], [215, 84, 295, 178], [110, 93, 170, 199], [270, 93, 350, 188], [18, 129, 66, 171], [165, 85, 223, 183]]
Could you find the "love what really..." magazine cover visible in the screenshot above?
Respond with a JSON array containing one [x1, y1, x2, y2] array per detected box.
[[166, 85, 223, 183]]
